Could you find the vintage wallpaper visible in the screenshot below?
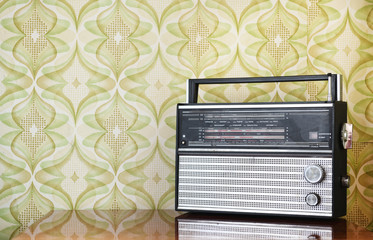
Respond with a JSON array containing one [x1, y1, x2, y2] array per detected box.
[[0, 0, 372, 237]]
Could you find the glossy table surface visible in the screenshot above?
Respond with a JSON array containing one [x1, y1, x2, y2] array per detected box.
[[13, 210, 373, 239]]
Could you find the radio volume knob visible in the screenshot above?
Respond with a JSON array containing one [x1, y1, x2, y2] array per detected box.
[[306, 193, 320, 206], [304, 165, 325, 184]]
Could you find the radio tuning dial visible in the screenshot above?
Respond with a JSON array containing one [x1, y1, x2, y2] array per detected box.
[[304, 165, 325, 184]]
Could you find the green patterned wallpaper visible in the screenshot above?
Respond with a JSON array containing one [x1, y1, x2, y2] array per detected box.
[[0, 0, 372, 235]]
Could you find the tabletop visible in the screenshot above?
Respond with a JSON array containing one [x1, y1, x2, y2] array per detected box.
[[12, 210, 373, 239]]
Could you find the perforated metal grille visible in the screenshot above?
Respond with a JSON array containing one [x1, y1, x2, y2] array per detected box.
[[178, 221, 332, 240], [178, 155, 333, 216]]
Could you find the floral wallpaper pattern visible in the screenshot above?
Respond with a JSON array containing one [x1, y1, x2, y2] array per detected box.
[[0, 0, 372, 237]]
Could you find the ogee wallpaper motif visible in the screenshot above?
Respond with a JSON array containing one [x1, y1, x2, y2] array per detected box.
[[0, 0, 372, 236]]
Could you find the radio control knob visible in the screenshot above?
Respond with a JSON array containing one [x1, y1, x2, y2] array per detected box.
[[304, 165, 325, 184], [341, 123, 353, 149], [341, 175, 350, 188], [306, 193, 320, 206]]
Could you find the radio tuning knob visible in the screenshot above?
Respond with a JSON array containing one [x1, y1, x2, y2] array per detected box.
[[304, 165, 325, 184], [306, 193, 320, 206], [341, 175, 350, 188], [341, 123, 353, 149]]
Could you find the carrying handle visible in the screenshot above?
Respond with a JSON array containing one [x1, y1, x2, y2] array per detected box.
[[187, 73, 342, 103]]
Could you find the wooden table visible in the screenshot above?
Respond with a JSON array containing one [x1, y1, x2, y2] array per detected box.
[[12, 210, 373, 239]]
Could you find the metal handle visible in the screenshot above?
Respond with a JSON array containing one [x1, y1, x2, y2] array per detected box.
[[187, 73, 342, 103]]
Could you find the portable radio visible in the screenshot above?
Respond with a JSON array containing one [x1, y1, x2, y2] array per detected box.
[[175, 74, 352, 218]]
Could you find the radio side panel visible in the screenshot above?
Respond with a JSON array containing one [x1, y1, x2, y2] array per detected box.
[[332, 101, 348, 217]]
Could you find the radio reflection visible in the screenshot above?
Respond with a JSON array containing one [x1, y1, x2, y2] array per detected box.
[[176, 213, 347, 240]]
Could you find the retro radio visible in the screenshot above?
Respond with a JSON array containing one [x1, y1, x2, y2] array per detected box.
[[175, 74, 352, 218]]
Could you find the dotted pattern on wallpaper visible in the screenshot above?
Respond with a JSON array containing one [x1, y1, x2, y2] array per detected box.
[[0, 0, 372, 235]]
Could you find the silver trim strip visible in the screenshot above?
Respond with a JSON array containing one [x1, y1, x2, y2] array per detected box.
[[178, 230, 329, 238], [178, 221, 333, 233], [179, 190, 333, 198], [180, 170, 332, 175], [178, 231, 327, 238], [179, 162, 332, 167], [179, 183, 333, 190], [179, 169, 332, 175], [178, 148, 333, 153], [179, 197, 332, 206], [179, 103, 333, 109], [178, 232, 331, 239], [180, 155, 332, 160], [179, 176, 332, 183], [186, 79, 190, 103], [180, 162, 332, 167], [177, 205, 332, 216], [188, 144, 330, 148], [337, 74, 342, 101], [327, 74, 332, 101], [179, 220, 332, 230]]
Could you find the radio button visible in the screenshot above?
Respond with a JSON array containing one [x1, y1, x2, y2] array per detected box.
[[304, 165, 325, 184], [341, 175, 350, 188], [306, 193, 320, 206]]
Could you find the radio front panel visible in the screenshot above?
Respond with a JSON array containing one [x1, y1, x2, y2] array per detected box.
[[177, 103, 334, 152], [177, 155, 333, 217]]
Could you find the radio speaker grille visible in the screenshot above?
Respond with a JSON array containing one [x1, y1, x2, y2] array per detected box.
[[177, 155, 333, 216]]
